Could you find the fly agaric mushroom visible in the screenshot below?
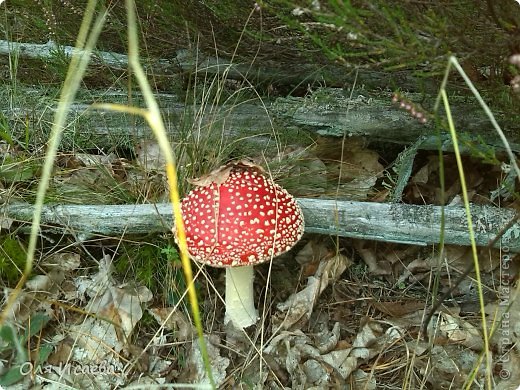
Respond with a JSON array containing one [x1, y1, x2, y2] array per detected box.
[[177, 160, 304, 329]]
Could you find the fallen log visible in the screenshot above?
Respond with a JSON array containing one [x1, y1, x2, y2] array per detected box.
[[3, 86, 519, 154], [0, 40, 438, 91], [1, 40, 518, 152], [0, 39, 170, 71], [4, 199, 519, 252]]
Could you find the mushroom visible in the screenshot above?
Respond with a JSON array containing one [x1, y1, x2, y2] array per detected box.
[[177, 161, 304, 329]]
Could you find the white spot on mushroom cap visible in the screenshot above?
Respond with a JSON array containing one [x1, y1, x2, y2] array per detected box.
[[178, 166, 304, 268]]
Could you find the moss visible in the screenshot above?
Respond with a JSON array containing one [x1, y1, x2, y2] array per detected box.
[[113, 240, 199, 316], [114, 241, 167, 292], [0, 236, 27, 284]]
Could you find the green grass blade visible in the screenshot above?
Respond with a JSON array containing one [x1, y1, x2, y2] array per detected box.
[[124, 1, 214, 387], [0, 0, 107, 325], [441, 89, 491, 390]]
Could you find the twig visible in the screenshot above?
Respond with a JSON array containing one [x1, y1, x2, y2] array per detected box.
[[421, 212, 520, 339]]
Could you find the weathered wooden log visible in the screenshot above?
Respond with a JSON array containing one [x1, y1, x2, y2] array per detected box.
[[1, 40, 518, 152], [0, 40, 437, 91], [4, 199, 519, 252], [173, 49, 439, 92], [3, 87, 519, 154], [271, 88, 520, 153], [2, 88, 276, 150], [0, 39, 171, 71]]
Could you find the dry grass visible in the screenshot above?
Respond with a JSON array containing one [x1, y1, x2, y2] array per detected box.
[[0, 1, 518, 389]]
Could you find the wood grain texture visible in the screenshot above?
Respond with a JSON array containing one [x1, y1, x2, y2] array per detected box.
[[1, 40, 518, 152], [5, 199, 519, 251], [3, 87, 518, 153]]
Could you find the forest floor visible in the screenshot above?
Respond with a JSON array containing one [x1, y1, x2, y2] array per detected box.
[[0, 1, 519, 389]]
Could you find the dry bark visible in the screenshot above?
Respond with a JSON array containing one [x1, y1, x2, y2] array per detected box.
[[4, 199, 519, 252], [1, 40, 518, 152]]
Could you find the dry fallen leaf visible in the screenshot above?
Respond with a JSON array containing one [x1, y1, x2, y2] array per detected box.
[[264, 320, 401, 388], [135, 139, 167, 171], [187, 334, 229, 387], [1, 290, 50, 323], [295, 238, 333, 276], [41, 252, 81, 272], [485, 287, 520, 353], [353, 240, 391, 275], [435, 311, 484, 350], [493, 347, 520, 390], [188, 159, 264, 186], [415, 344, 484, 389], [47, 339, 73, 366], [75, 255, 153, 340], [89, 284, 152, 339], [328, 149, 383, 183], [275, 253, 352, 330], [371, 300, 425, 318], [319, 138, 383, 200], [69, 316, 124, 362], [0, 215, 14, 230], [148, 307, 194, 341]]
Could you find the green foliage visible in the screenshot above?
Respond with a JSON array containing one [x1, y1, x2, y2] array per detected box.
[[0, 236, 27, 284], [0, 111, 31, 153], [458, 133, 500, 166], [46, 45, 74, 81], [115, 241, 167, 291], [271, 0, 449, 72], [161, 244, 188, 307], [0, 313, 52, 386], [272, 1, 518, 78], [0, 113, 15, 147], [0, 108, 38, 187], [160, 243, 180, 263], [0, 156, 38, 183], [114, 240, 193, 304]]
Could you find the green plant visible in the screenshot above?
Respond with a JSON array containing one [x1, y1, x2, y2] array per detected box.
[[0, 0, 107, 323], [46, 44, 73, 82], [115, 241, 166, 291], [92, 2, 215, 383], [270, 1, 448, 71], [0, 113, 15, 147], [0, 155, 38, 184], [161, 244, 193, 308], [114, 240, 188, 297], [413, 55, 520, 390], [457, 133, 500, 165], [0, 237, 28, 285], [0, 313, 52, 386], [0, 110, 33, 152]]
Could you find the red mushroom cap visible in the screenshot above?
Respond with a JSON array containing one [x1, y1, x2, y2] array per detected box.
[[179, 161, 304, 267]]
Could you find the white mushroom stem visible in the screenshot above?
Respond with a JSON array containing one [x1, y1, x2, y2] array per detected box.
[[224, 265, 258, 328]]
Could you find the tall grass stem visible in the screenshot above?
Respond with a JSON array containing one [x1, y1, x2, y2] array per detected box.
[[441, 89, 491, 389], [0, 0, 106, 325], [124, 0, 214, 386]]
